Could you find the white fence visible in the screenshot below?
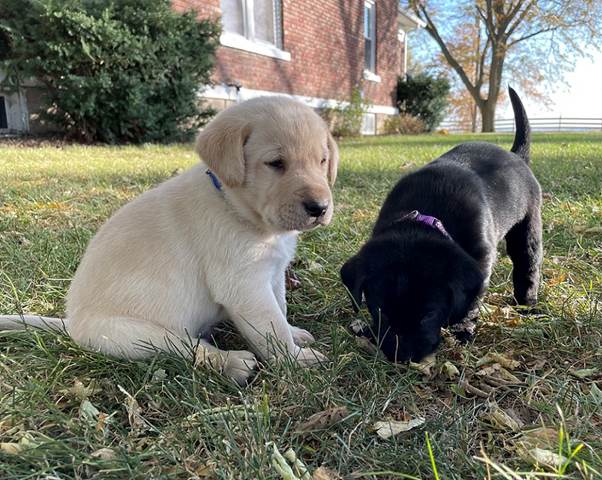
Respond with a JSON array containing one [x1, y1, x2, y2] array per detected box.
[[439, 117, 602, 133]]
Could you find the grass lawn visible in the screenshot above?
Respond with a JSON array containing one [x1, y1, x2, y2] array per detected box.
[[0, 132, 601, 479]]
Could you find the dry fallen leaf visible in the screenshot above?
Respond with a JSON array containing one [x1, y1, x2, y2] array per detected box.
[[0, 442, 21, 455], [590, 383, 602, 403], [271, 443, 311, 480], [570, 367, 598, 379], [91, 447, 117, 461], [480, 404, 523, 431], [476, 353, 520, 370], [61, 379, 101, 400], [295, 406, 348, 433], [373, 417, 425, 439], [517, 446, 567, 469], [519, 427, 560, 450], [0, 433, 37, 455], [118, 385, 146, 433], [409, 354, 437, 377], [547, 272, 568, 287], [442, 361, 460, 379], [313, 466, 341, 480], [79, 400, 100, 423]]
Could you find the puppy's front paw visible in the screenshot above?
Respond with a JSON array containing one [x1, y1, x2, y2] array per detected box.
[[294, 347, 327, 367], [289, 325, 315, 346]]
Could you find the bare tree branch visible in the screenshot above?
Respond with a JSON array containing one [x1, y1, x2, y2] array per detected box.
[[508, 26, 559, 46], [413, 2, 481, 100], [476, 36, 491, 90], [505, 0, 537, 39]]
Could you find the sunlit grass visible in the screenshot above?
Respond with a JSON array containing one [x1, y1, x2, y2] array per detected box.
[[1, 132, 601, 478]]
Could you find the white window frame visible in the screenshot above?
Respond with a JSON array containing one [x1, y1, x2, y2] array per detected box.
[[363, 0, 380, 82], [220, 0, 290, 61], [361, 112, 376, 135]]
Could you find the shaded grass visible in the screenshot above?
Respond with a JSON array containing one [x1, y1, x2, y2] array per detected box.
[[1, 132, 601, 479]]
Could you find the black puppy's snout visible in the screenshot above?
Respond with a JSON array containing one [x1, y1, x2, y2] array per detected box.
[[303, 200, 329, 217]]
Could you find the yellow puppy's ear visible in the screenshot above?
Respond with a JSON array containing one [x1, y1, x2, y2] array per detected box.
[[195, 109, 251, 188], [327, 131, 339, 185]]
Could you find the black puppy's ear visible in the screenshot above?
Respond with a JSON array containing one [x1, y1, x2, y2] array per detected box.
[[449, 255, 485, 323], [340, 255, 366, 312]]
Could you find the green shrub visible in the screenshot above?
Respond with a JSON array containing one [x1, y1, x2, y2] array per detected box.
[[383, 113, 426, 135], [395, 73, 450, 132], [0, 0, 220, 143], [320, 87, 369, 137]]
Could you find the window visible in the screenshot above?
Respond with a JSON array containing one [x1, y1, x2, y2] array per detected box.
[[0, 96, 7, 129], [364, 1, 376, 73], [361, 113, 376, 135], [220, 0, 289, 60]]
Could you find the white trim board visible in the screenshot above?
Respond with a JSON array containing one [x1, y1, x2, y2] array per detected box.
[[199, 84, 398, 115], [220, 32, 291, 61]]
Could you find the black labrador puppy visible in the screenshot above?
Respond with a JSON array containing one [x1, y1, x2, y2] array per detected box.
[[341, 88, 542, 362]]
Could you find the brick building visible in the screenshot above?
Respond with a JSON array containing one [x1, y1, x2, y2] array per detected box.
[[173, 0, 423, 134], [0, 0, 422, 135]]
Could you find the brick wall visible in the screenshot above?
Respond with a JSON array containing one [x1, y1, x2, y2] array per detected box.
[[173, 0, 404, 108]]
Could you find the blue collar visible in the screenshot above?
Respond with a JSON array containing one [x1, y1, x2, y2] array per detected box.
[[206, 169, 222, 191]]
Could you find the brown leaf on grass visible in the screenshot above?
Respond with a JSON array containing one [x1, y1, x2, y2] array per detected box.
[[183, 457, 218, 478], [0, 433, 37, 455], [373, 417, 425, 439], [79, 400, 100, 423], [0, 442, 21, 455], [478, 364, 522, 384], [61, 379, 101, 400], [517, 446, 567, 469], [313, 466, 342, 480], [442, 361, 460, 380], [409, 353, 437, 377], [590, 383, 602, 403], [569, 367, 598, 379], [519, 427, 560, 450], [480, 403, 523, 431], [118, 385, 146, 433], [96, 412, 109, 432], [295, 406, 348, 433], [476, 353, 520, 370], [547, 272, 568, 287], [91, 447, 117, 461]]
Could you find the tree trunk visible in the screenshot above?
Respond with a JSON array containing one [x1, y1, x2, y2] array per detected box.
[[481, 101, 496, 132]]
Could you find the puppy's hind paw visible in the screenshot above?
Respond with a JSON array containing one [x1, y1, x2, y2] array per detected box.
[[223, 350, 258, 385], [289, 325, 315, 346], [294, 347, 327, 367], [196, 348, 258, 385]]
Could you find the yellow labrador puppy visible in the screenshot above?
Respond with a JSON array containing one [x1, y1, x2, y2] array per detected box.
[[0, 97, 338, 384]]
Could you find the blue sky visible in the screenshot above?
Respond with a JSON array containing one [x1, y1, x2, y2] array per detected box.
[[499, 50, 602, 119]]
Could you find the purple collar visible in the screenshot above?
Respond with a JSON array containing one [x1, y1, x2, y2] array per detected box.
[[401, 210, 452, 240], [206, 169, 223, 191]]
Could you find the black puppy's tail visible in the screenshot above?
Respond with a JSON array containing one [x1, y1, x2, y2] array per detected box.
[[508, 86, 531, 164]]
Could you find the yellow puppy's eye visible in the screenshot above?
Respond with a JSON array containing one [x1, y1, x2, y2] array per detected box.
[[321, 157, 327, 165], [266, 158, 285, 171]]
